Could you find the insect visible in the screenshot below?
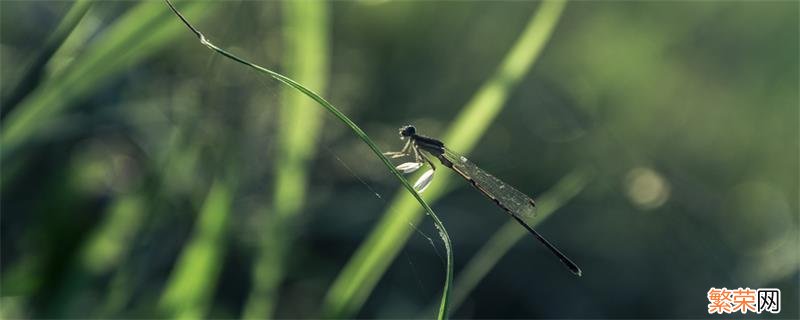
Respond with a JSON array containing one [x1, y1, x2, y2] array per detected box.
[[385, 125, 582, 276]]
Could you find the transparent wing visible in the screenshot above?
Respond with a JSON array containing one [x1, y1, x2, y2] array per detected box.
[[441, 148, 582, 276], [442, 148, 537, 218]]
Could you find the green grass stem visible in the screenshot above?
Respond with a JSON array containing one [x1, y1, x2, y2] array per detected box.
[[163, 1, 454, 318]]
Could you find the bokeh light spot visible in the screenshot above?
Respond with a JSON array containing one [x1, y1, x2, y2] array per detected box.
[[624, 167, 671, 210]]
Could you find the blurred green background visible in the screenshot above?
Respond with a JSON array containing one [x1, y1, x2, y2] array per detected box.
[[1, 0, 797, 318]]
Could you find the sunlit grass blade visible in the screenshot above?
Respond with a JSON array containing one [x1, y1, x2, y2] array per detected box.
[[48, 195, 147, 316], [445, 168, 591, 313], [322, 0, 568, 318], [1, 0, 93, 118], [159, 179, 234, 319], [162, 1, 454, 319], [80, 195, 146, 277], [242, 1, 330, 319], [1, 0, 219, 159], [97, 121, 206, 317]]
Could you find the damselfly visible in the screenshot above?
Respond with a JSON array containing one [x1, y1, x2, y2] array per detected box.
[[385, 125, 582, 276]]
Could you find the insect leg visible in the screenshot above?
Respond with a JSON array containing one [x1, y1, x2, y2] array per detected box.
[[383, 139, 411, 158], [418, 150, 437, 171]]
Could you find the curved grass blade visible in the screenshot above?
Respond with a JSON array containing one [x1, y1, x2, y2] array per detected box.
[[162, 1, 454, 318]]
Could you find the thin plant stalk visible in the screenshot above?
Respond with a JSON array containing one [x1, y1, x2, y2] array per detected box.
[[163, 1, 454, 318]]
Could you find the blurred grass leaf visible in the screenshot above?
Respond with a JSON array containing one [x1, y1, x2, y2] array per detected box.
[[159, 179, 234, 319], [242, 1, 329, 318], [1, 0, 218, 158], [1, 0, 93, 118]]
